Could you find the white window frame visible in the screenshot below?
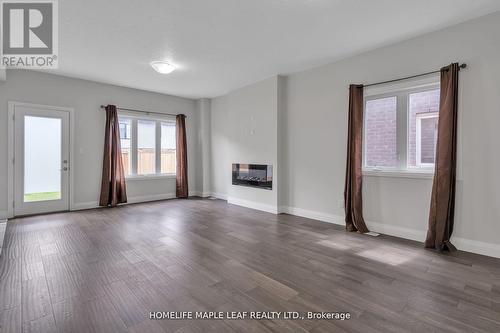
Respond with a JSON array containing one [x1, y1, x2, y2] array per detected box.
[[362, 77, 439, 179], [118, 111, 177, 180], [415, 112, 438, 169]]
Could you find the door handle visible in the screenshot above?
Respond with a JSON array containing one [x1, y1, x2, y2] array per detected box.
[[62, 167, 68, 171]]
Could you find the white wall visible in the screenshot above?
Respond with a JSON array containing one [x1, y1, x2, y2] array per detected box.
[[210, 76, 281, 213], [197, 98, 212, 197], [210, 12, 500, 257], [0, 69, 201, 216], [282, 11, 500, 256]]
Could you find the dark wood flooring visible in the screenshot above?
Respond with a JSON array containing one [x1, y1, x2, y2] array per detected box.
[[1, 198, 500, 332]]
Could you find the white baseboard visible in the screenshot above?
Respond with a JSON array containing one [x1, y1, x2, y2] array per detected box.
[[365, 220, 426, 242], [452, 237, 500, 259], [127, 193, 176, 204], [210, 192, 228, 200], [280, 206, 500, 259], [280, 206, 344, 226], [72, 193, 177, 211], [188, 190, 211, 198], [227, 196, 278, 214], [72, 201, 99, 211]]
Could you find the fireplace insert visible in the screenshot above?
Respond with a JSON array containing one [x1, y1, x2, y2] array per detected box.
[[232, 163, 272, 190]]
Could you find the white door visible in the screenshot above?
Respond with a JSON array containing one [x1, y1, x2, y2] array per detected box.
[[13, 105, 70, 216]]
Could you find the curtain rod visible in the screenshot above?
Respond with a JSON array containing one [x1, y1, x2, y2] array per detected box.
[[364, 63, 467, 88], [100, 105, 185, 118]]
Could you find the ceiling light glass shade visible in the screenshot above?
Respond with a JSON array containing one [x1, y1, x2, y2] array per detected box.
[[150, 61, 176, 74]]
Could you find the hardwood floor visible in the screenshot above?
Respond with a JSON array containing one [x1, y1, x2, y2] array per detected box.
[[1, 198, 499, 332]]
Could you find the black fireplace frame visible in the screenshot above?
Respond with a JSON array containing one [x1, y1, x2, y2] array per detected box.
[[232, 163, 273, 190]]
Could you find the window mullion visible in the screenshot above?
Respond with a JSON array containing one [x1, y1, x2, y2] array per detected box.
[[397, 92, 408, 171], [131, 119, 138, 175], [155, 121, 161, 174]]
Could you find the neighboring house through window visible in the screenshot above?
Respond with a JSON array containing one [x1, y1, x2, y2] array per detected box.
[[363, 79, 440, 174]]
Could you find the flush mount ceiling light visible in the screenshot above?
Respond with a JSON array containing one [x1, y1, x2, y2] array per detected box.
[[150, 61, 176, 74]]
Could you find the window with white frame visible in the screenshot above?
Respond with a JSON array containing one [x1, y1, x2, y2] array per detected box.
[[118, 114, 176, 177], [363, 83, 440, 173]]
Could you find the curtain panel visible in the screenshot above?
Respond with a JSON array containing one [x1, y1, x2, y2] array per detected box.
[[99, 105, 128, 207], [344, 84, 369, 233], [176, 114, 189, 198], [425, 63, 460, 252]]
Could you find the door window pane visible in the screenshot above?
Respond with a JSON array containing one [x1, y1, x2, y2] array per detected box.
[[364, 96, 398, 168], [161, 122, 176, 174], [408, 89, 440, 168], [138, 120, 156, 175], [119, 118, 132, 176], [24, 116, 61, 202]]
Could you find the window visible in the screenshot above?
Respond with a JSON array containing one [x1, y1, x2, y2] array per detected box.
[[363, 85, 439, 174], [119, 121, 130, 139], [364, 96, 398, 168], [119, 118, 131, 176], [416, 113, 438, 167], [161, 122, 176, 174], [137, 120, 156, 175], [118, 114, 177, 178], [408, 90, 440, 168]]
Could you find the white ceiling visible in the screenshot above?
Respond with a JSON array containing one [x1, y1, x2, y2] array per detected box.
[[47, 0, 500, 99]]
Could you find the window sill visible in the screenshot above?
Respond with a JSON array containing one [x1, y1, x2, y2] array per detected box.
[[362, 169, 434, 179], [125, 174, 176, 181]]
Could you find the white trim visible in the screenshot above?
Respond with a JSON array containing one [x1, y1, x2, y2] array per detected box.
[[155, 121, 162, 174], [416, 112, 438, 168], [71, 192, 177, 211], [366, 220, 426, 242], [189, 191, 217, 198], [280, 206, 500, 259], [7, 101, 75, 218], [227, 197, 278, 214], [452, 237, 500, 259], [280, 206, 344, 226], [131, 118, 138, 175], [127, 193, 176, 204], [7, 105, 14, 219], [210, 192, 228, 200], [71, 201, 100, 211], [362, 169, 434, 179]]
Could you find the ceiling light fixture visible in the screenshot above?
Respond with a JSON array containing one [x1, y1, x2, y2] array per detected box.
[[150, 61, 176, 74]]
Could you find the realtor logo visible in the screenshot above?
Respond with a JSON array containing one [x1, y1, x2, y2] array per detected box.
[[1, 0, 58, 68]]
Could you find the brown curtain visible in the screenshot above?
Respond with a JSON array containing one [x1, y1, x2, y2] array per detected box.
[[99, 105, 127, 207], [425, 63, 460, 252], [176, 114, 188, 198], [344, 84, 369, 233]]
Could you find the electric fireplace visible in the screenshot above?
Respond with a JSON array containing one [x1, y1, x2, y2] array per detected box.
[[232, 164, 273, 190]]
